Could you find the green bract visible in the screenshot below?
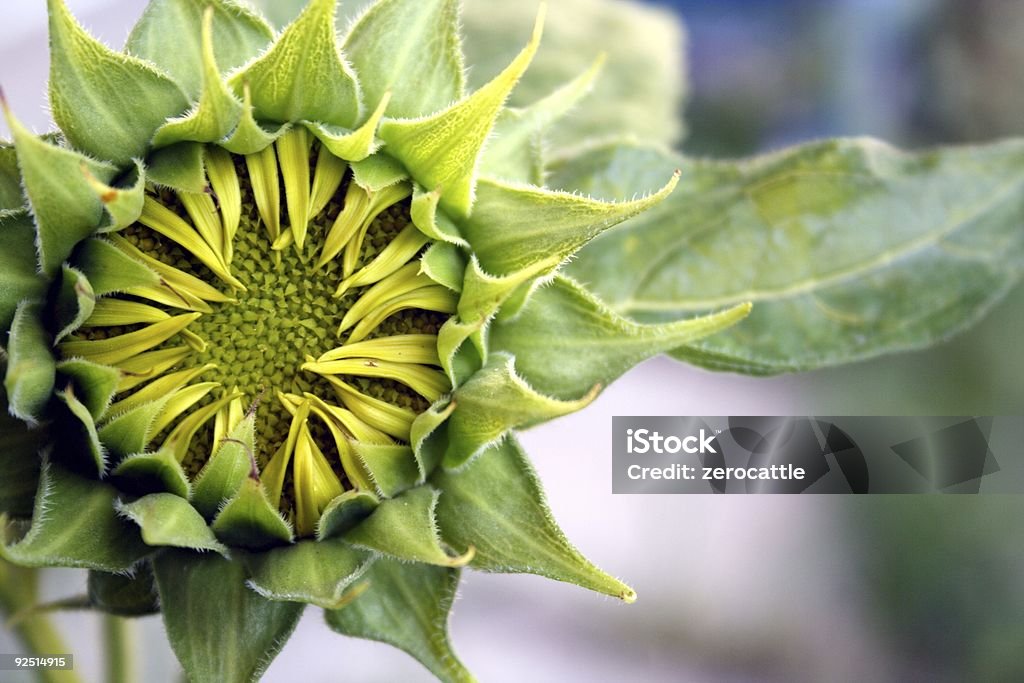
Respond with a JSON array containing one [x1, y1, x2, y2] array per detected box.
[[0, 1, 742, 680]]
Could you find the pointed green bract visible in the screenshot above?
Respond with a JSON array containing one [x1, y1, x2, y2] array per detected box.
[[4, 108, 115, 275], [4, 303, 55, 424], [316, 491, 380, 540], [47, 0, 188, 165], [230, 0, 361, 127], [55, 385, 106, 476], [112, 450, 191, 499], [378, 7, 546, 217], [352, 442, 420, 497], [0, 144, 23, 211], [73, 238, 159, 296], [56, 360, 120, 421], [84, 160, 147, 233], [147, 142, 207, 193], [492, 276, 751, 399], [444, 352, 598, 468], [343, 0, 464, 119], [54, 265, 95, 343], [0, 211, 45, 332], [347, 486, 472, 567], [0, 405, 44, 517], [1, 463, 148, 572], [461, 174, 679, 277], [244, 539, 373, 608], [117, 493, 228, 555], [434, 437, 635, 602], [211, 477, 294, 549], [192, 412, 255, 518], [326, 557, 473, 683], [126, 0, 273, 100], [154, 550, 304, 683]]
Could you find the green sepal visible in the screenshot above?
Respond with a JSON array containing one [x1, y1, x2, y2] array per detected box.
[[342, 0, 464, 119], [4, 106, 116, 275], [1, 462, 148, 572], [243, 538, 374, 609], [85, 160, 147, 233], [191, 411, 255, 519], [98, 396, 173, 461], [378, 8, 544, 217], [347, 485, 473, 567], [47, 0, 189, 166], [54, 265, 95, 343], [55, 359, 120, 421], [350, 153, 408, 192], [0, 403, 44, 517], [462, 174, 679, 277], [146, 142, 207, 193], [433, 437, 635, 602], [150, 5, 243, 149], [153, 550, 305, 683], [229, 0, 361, 128], [111, 449, 191, 499], [0, 143, 23, 211], [420, 242, 466, 293], [316, 490, 380, 541], [54, 384, 106, 477], [72, 238, 160, 296], [491, 276, 752, 399], [126, 0, 273, 100], [443, 352, 598, 468], [88, 565, 159, 617], [480, 55, 605, 184], [4, 302, 56, 424], [352, 442, 420, 498], [116, 493, 228, 555], [325, 557, 473, 683], [211, 476, 294, 550], [0, 211, 46, 332]]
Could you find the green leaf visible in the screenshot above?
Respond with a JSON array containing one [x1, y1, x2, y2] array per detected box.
[[557, 139, 1024, 374], [72, 238, 160, 296], [229, 0, 361, 127], [433, 436, 635, 602], [126, 0, 273, 100], [117, 493, 228, 555], [461, 0, 687, 148], [1, 462, 148, 572], [343, 0, 464, 119], [146, 142, 207, 193], [88, 565, 159, 617], [325, 557, 473, 683], [153, 550, 305, 683], [54, 265, 95, 343], [0, 400, 43, 518], [347, 485, 472, 567], [211, 476, 294, 550], [244, 538, 373, 609], [4, 302, 55, 424], [47, 0, 189, 166], [491, 276, 750, 399], [4, 106, 116, 275], [0, 210, 46, 333], [378, 8, 544, 217], [443, 352, 598, 468]]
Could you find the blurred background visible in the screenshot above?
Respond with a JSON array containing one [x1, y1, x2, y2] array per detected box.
[[2, 0, 1022, 681]]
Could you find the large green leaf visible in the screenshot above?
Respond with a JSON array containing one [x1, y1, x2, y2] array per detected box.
[[153, 551, 304, 683], [556, 139, 1024, 374], [433, 436, 635, 602], [325, 557, 473, 683], [461, 0, 687, 149], [126, 0, 273, 100]]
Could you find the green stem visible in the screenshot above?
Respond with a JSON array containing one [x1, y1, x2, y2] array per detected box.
[[103, 614, 133, 683]]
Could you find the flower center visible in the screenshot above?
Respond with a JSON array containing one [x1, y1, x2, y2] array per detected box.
[[60, 132, 456, 534]]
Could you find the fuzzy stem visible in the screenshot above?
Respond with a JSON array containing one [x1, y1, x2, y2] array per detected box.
[[103, 614, 133, 683]]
